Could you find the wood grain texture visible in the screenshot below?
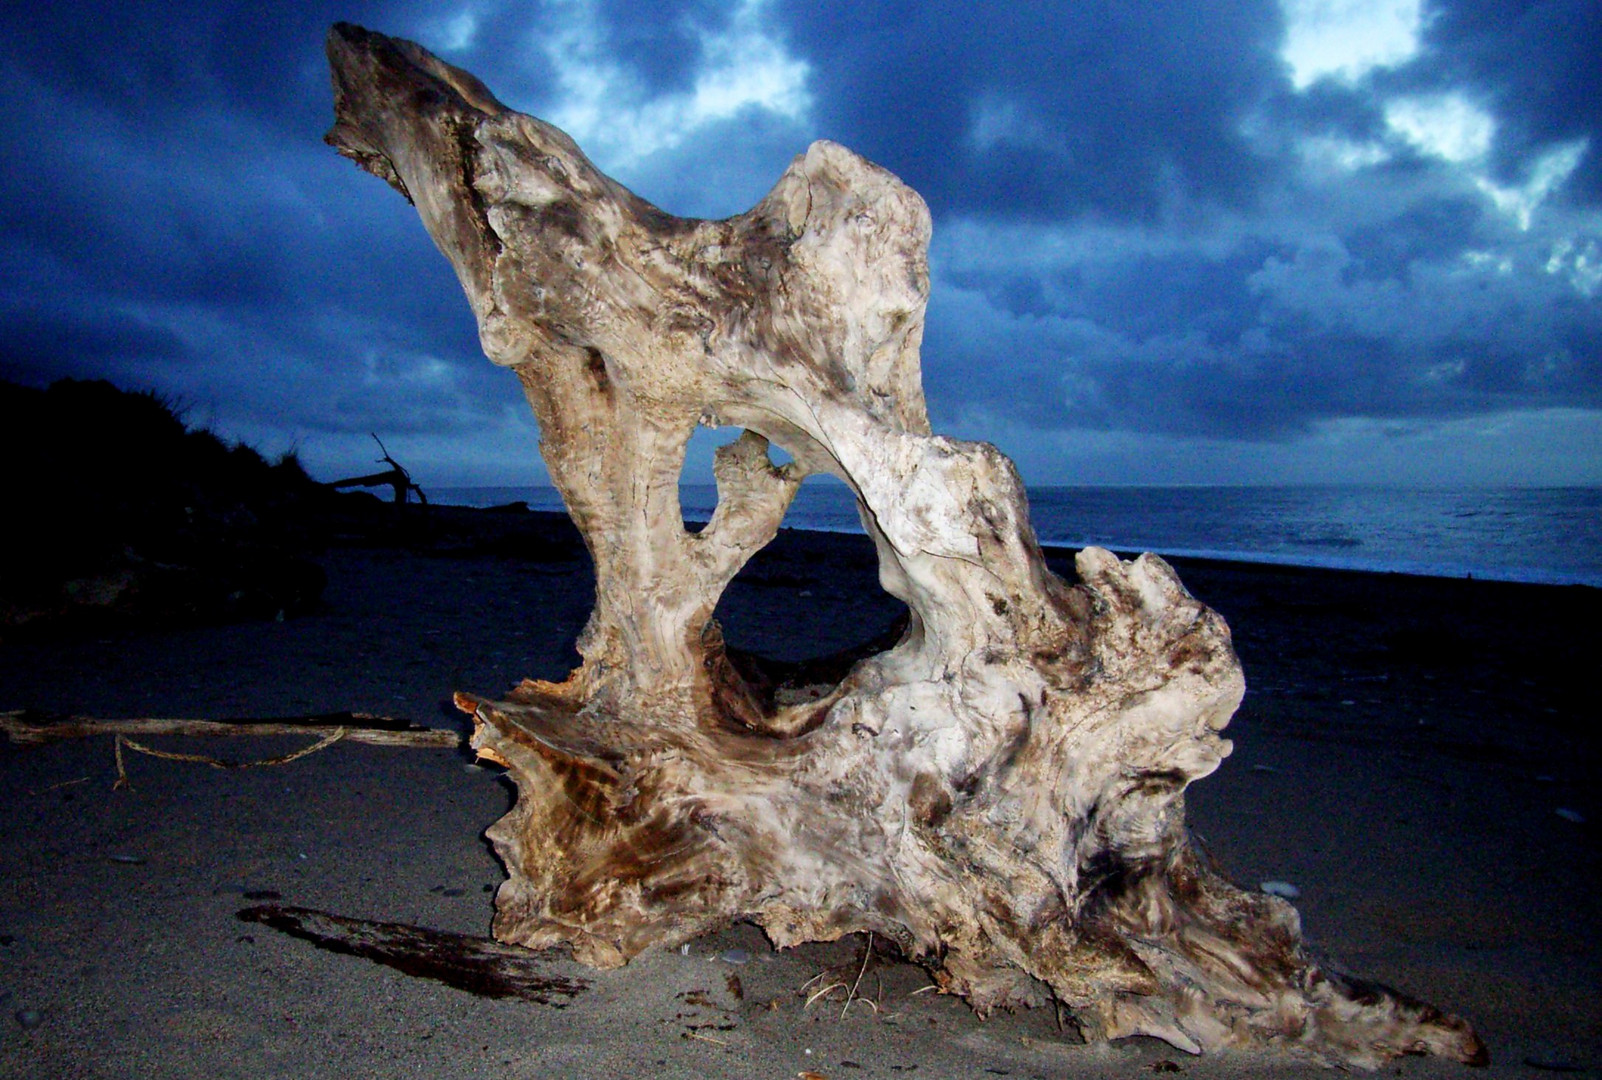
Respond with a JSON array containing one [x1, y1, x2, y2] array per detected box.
[[325, 24, 1485, 1067]]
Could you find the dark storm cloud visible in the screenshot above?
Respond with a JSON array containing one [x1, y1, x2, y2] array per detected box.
[[0, 308, 189, 386], [0, 0, 528, 478], [924, 196, 1602, 444], [562, 0, 1599, 466], [586, 0, 711, 95], [1418, 0, 1602, 199], [773, 0, 1287, 221], [1, 0, 1598, 484]]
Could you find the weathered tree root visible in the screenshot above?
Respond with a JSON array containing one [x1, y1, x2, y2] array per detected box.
[[327, 23, 1486, 1068]]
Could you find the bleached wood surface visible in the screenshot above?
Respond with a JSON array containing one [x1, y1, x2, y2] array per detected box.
[[325, 24, 1485, 1067]]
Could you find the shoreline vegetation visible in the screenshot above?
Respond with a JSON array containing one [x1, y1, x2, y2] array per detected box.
[[1, 378, 334, 639]]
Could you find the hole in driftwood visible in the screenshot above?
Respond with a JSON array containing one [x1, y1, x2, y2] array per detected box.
[[708, 467, 909, 732], [676, 428, 908, 734], [679, 425, 745, 535]]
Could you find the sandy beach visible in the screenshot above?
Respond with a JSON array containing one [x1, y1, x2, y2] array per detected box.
[[2, 507, 1597, 1079]]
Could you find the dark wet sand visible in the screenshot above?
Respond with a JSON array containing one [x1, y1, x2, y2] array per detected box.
[[2, 509, 1597, 1078]]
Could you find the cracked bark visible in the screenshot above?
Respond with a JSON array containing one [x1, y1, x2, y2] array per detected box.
[[325, 24, 1486, 1068]]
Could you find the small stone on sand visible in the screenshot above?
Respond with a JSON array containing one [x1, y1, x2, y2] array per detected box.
[[1260, 881, 1301, 899]]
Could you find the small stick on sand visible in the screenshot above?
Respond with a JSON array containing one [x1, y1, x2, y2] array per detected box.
[[805, 982, 847, 1009], [842, 933, 875, 1019], [27, 775, 90, 797], [681, 1030, 728, 1046]]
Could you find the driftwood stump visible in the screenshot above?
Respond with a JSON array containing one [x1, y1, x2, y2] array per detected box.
[[325, 24, 1485, 1068]]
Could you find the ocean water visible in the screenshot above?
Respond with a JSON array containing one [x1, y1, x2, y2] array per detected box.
[[433, 482, 1602, 587]]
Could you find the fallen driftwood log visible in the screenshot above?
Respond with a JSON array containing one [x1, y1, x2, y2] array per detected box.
[[327, 434, 429, 506], [2, 709, 460, 787], [325, 23, 1485, 1068]]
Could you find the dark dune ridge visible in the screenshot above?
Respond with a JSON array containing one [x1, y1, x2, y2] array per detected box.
[[1, 500, 1597, 1079], [0, 378, 334, 639]]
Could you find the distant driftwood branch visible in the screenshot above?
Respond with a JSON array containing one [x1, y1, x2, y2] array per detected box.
[[0, 710, 460, 749], [326, 433, 429, 506], [3, 709, 462, 789]]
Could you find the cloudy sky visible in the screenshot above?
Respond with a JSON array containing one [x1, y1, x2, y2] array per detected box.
[[3, 0, 1599, 487]]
